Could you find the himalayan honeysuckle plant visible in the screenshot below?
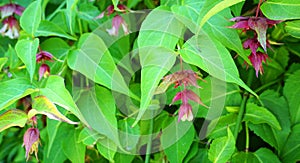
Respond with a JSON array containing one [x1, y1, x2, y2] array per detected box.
[[0, 0, 300, 162]]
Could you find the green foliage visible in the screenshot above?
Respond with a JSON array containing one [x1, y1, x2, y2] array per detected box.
[[1, 0, 300, 162]]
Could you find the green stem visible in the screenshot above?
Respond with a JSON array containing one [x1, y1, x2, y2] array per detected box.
[[145, 117, 154, 163], [46, 1, 66, 21], [233, 69, 254, 140], [245, 122, 249, 152], [254, 77, 282, 93]]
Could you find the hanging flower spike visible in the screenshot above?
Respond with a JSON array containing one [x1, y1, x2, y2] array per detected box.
[[0, 16, 20, 39], [248, 52, 268, 77], [171, 89, 208, 108], [23, 128, 40, 161], [36, 51, 53, 63], [106, 15, 129, 36], [38, 64, 50, 81], [243, 38, 259, 55], [0, 3, 24, 18], [230, 16, 280, 53], [178, 103, 193, 122]]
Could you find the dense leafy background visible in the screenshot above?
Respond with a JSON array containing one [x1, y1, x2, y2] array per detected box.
[[0, 0, 300, 162]]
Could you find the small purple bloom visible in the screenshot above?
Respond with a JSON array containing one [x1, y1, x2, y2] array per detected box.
[[23, 128, 40, 161], [171, 89, 207, 108], [36, 51, 53, 63], [0, 16, 20, 39], [243, 38, 259, 55], [0, 3, 24, 18], [248, 52, 268, 77], [38, 64, 50, 81], [178, 103, 193, 122], [106, 15, 129, 36]]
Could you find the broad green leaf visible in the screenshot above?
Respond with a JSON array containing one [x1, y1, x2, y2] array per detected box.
[[208, 127, 235, 163], [261, 0, 300, 20], [78, 127, 104, 146], [244, 103, 281, 130], [44, 116, 68, 161], [118, 118, 140, 151], [0, 57, 7, 71], [160, 0, 180, 6], [207, 113, 238, 139], [15, 38, 39, 82], [254, 148, 281, 163], [76, 86, 120, 147], [179, 32, 256, 96], [30, 96, 78, 124], [162, 123, 195, 163], [0, 109, 27, 132], [283, 70, 300, 125], [40, 76, 87, 125], [135, 6, 184, 126], [65, 0, 78, 35], [114, 152, 135, 163], [20, 0, 42, 36], [67, 33, 138, 100], [230, 2, 245, 16], [183, 143, 199, 163], [63, 128, 86, 163], [285, 20, 300, 39], [0, 78, 37, 111], [97, 138, 117, 162], [198, 0, 244, 29], [189, 149, 210, 163], [248, 90, 290, 153], [281, 124, 300, 163], [231, 152, 260, 163], [35, 20, 77, 40], [202, 9, 250, 64]]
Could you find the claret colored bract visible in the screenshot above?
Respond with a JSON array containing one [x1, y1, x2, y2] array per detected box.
[[0, 3, 24, 18], [0, 16, 20, 39]]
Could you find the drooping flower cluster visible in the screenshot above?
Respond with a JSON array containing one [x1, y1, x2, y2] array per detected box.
[[160, 70, 208, 122], [36, 50, 53, 80], [0, 3, 24, 39], [230, 16, 280, 77], [95, 4, 129, 36]]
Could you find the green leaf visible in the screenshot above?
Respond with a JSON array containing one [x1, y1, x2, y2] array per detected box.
[[202, 9, 250, 64], [76, 86, 120, 147], [231, 152, 260, 163], [0, 78, 37, 111], [0, 109, 27, 132], [20, 0, 42, 36], [65, 0, 78, 35], [244, 103, 281, 130], [78, 127, 104, 146], [134, 6, 184, 126], [35, 20, 77, 40], [281, 124, 300, 163], [67, 33, 138, 100], [208, 127, 235, 163], [207, 113, 238, 139], [15, 38, 39, 82], [30, 96, 78, 124], [40, 75, 87, 125], [261, 0, 300, 20], [198, 0, 245, 29], [285, 20, 300, 39], [179, 32, 256, 96], [43, 121, 68, 162], [63, 128, 86, 163], [248, 90, 290, 153], [162, 123, 195, 163], [118, 118, 140, 151], [283, 70, 300, 125], [0, 57, 8, 71], [97, 138, 117, 162], [254, 148, 281, 163]]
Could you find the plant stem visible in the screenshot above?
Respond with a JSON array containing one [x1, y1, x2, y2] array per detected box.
[[245, 122, 249, 152], [145, 116, 154, 163], [233, 69, 254, 140], [254, 77, 281, 93]]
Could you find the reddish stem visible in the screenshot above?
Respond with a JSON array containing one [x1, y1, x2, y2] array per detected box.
[[255, 0, 263, 17]]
